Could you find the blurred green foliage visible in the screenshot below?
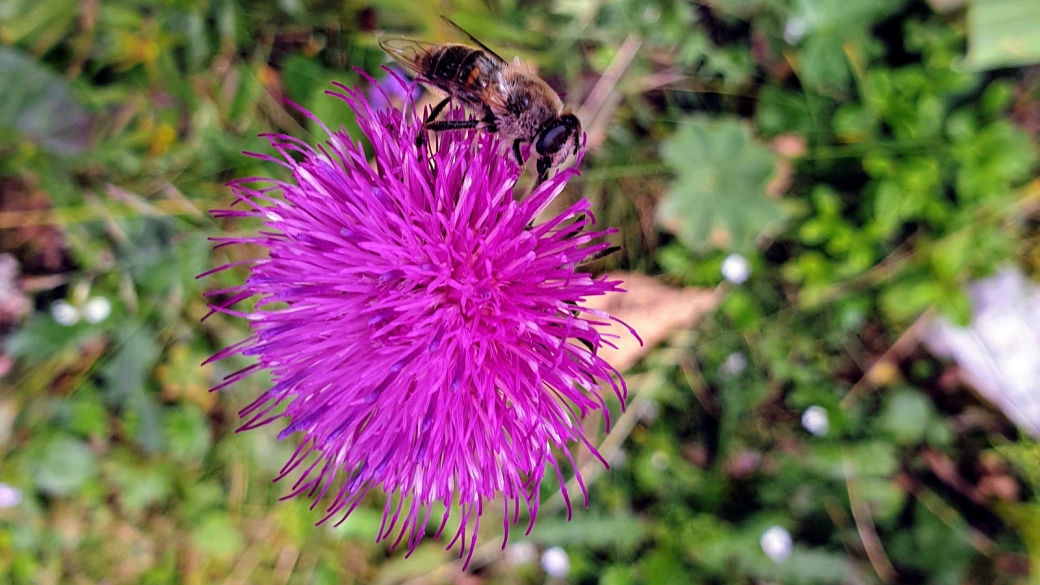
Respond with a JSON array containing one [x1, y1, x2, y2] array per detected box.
[[1, 0, 1040, 584]]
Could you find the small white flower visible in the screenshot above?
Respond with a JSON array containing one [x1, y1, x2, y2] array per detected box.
[[0, 483, 21, 508], [721, 253, 751, 284], [784, 17, 808, 44], [541, 546, 570, 579], [51, 301, 80, 326], [505, 542, 537, 566], [82, 297, 112, 324], [760, 525, 793, 563], [719, 352, 748, 377], [801, 406, 830, 436]]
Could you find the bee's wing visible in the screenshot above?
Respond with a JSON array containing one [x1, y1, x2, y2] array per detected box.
[[480, 69, 513, 112], [377, 37, 438, 75], [439, 16, 508, 66]]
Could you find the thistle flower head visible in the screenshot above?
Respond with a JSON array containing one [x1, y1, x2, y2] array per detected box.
[[203, 72, 632, 565]]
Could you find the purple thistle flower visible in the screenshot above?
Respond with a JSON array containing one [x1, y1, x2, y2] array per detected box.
[[202, 72, 634, 566], [365, 65, 421, 110]]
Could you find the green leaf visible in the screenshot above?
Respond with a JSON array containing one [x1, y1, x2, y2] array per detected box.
[[599, 565, 635, 585], [722, 290, 762, 330], [0, 48, 89, 156], [880, 278, 941, 322], [163, 405, 212, 463], [107, 457, 174, 514], [528, 513, 648, 551], [191, 513, 245, 560], [806, 441, 899, 479], [180, 481, 225, 522], [979, 80, 1016, 116], [966, 0, 1040, 70], [683, 514, 739, 572], [935, 286, 971, 325], [657, 117, 785, 250], [926, 417, 953, 447], [308, 72, 362, 143], [888, 503, 972, 583], [995, 501, 1040, 583], [789, 0, 906, 90], [711, 0, 772, 15], [101, 327, 163, 452], [326, 506, 385, 540], [755, 86, 814, 136], [879, 388, 934, 445], [123, 392, 164, 455], [798, 34, 851, 90], [792, 0, 906, 31], [641, 549, 690, 585], [0, 0, 77, 54], [743, 547, 857, 584], [993, 440, 1040, 488], [4, 313, 96, 362], [100, 327, 160, 404], [33, 435, 98, 496], [121, 218, 197, 299], [858, 477, 906, 524], [931, 231, 972, 281], [67, 390, 110, 439], [952, 120, 1037, 202], [281, 54, 327, 106]]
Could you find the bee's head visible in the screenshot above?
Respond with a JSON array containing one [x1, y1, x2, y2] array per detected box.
[[534, 112, 582, 180]]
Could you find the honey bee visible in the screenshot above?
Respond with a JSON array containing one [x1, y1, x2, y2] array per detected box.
[[378, 17, 581, 182]]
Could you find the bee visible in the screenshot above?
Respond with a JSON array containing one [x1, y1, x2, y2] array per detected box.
[[378, 17, 581, 182]]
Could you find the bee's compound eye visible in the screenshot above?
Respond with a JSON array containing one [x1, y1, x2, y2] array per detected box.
[[535, 121, 573, 155]]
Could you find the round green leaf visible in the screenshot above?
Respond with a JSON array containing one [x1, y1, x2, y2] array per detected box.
[[33, 436, 97, 496], [657, 117, 785, 250]]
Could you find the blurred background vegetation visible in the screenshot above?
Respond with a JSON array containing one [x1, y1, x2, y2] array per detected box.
[[2, 0, 1040, 583]]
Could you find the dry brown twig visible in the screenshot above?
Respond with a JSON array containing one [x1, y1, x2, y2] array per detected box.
[[845, 462, 897, 583], [576, 34, 642, 152]]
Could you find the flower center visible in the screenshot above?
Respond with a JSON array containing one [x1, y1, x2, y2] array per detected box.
[[444, 267, 497, 319]]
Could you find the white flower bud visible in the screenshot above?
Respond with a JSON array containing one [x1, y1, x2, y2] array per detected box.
[[541, 546, 570, 579], [0, 483, 21, 508], [784, 17, 808, 44], [82, 297, 112, 324], [719, 352, 748, 377], [721, 253, 751, 284], [51, 301, 80, 326], [760, 525, 793, 562], [801, 406, 830, 436]]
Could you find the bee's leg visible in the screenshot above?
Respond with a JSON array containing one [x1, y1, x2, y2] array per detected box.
[[419, 118, 479, 166], [481, 109, 498, 133], [425, 97, 452, 123], [577, 245, 622, 268], [560, 299, 595, 351], [425, 119, 481, 132], [417, 97, 452, 148], [512, 139, 523, 167], [536, 156, 551, 184]]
